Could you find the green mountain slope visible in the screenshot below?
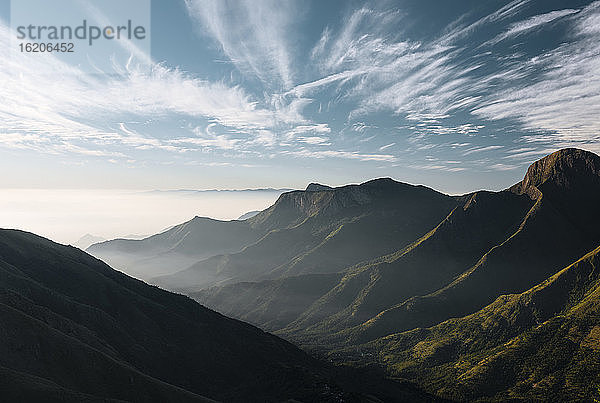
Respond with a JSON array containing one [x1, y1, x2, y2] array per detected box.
[[340, 148, 600, 344], [83, 148, 600, 402], [349, 243, 600, 401], [189, 149, 600, 354], [281, 189, 533, 340], [0, 229, 379, 402]]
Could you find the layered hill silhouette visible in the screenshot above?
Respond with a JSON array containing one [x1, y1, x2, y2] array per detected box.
[[86, 148, 600, 400], [0, 228, 438, 402], [91, 179, 458, 291], [87, 216, 267, 280], [159, 180, 458, 295]]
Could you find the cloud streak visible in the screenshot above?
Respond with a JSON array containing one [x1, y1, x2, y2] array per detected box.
[[472, 2, 600, 152], [3, 0, 600, 178], [184, 0, 297, 90], [487, 8, 580, 45]]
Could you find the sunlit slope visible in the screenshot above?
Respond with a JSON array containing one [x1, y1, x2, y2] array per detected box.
[[353, 244, 600, 401], [194, 149, 600, 351], [340, 148, 600, 344], [282, 189, 533, 339]]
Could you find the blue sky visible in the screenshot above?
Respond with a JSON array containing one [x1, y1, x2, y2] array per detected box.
[[1, 0, 599, 194]]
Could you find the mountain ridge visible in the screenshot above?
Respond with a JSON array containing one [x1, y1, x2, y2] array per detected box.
[[15, 147, 600, 401], [155, 178, 458, 291]]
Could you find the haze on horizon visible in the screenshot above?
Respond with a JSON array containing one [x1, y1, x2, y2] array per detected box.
[[0, 188, 286, 245]]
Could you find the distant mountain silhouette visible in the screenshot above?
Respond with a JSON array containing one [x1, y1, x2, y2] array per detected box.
[[0, 229, 433, 402], [73, 233, 105, 250], [237, 210, 261, 220], [306, 183, 333, 191], [185, 149, 600, 342], [87, 216, 268, 279], [155, 178, 458, 292], [146, 188, 293, 194]]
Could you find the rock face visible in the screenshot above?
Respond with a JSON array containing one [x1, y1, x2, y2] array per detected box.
[[306, 183, 333, 192], [511, 148, 600, 196]]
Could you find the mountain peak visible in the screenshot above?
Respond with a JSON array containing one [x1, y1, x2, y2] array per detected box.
[[362, 177, 399, 187], [306, 183, 333, 191], [512, 148, 600, 196]]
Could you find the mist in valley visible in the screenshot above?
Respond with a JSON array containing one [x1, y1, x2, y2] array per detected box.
[[0, 188, 286, 246]]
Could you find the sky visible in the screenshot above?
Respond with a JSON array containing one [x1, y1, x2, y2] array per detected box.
[[0, 0, 599, 196]]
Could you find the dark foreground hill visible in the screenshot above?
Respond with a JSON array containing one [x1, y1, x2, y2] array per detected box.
[[0, 229, 433, 402]]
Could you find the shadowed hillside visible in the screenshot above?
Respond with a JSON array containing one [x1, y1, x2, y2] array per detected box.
[[156, 179, 458, 292], [335, 148, 600, 345], [186, 150, 600, 363]]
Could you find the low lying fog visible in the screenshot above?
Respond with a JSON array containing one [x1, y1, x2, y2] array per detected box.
[[0, 189, 286, 246]]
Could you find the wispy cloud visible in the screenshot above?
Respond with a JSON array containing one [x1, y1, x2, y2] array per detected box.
[[294, 1, 600, 154], [296, 136, 331, 145], [3, 0, 599, 179], [184, 0, 297, 90], [285, 124, 331, 138], [379, 143, 395, 151], [487, 8, 580, 45], [284, 148, 396, 162], [462, 145, 504, 155], [472, 2, 600, 151], [0, 21, 318, 159]]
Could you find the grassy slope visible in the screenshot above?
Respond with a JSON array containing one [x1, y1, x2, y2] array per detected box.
[[278, 149, 600, 351], [344, 192, 591, 344], [280, 190, 533, 342], [351, 244, 600, 401]]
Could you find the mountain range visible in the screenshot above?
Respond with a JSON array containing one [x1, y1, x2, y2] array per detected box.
[[87, 148, 600, 401]]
